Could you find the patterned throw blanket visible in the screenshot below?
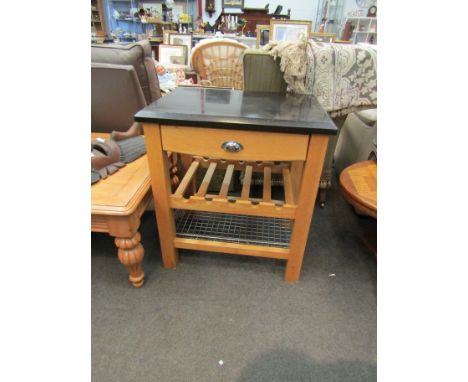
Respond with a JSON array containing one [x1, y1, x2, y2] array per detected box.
[[264, 37, 377, 118]]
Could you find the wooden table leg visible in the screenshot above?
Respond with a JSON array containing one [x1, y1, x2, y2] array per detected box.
[[143, 123, 179, 269], [290, 161, 304, 202], [285, 135, 329, 283], [115, 232, 145, 288], [105, 208, 149, 288], [357, 230, 377, 256]]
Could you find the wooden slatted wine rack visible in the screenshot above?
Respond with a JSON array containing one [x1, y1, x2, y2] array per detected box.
[[171, 158, 297, 219]]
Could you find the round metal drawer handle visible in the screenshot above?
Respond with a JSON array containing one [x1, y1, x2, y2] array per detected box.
[[221, 140, 244, 153]]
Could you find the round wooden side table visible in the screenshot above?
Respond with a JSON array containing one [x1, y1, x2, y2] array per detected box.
[[339, 160, 377, 218], [339, 160, 377, 255]]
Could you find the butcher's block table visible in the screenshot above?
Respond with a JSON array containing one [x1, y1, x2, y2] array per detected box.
[[91, 132, 151, 288], [135, 87, 337, 282]]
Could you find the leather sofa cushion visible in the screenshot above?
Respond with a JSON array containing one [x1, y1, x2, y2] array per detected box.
[[91, 41, 161, 104]]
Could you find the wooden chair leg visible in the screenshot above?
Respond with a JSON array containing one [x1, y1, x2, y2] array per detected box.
[[285, 135, 329, 283]]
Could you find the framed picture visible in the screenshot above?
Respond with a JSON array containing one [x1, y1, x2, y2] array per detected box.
[[255, 24, 270, 48], [222, 0, 243, 8], [168, 33, 193, 56], [158, 44, 188, 66], [141, 2, 162, 16], [309, 32, 336, 43], [269, 20, 312, 42], [163, 30, 172, 44]]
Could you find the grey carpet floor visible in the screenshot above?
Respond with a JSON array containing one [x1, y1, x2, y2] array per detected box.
[[92, 176, 377, 382]]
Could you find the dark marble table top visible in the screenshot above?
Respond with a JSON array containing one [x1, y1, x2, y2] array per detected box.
[[135, 87, 337, 135]]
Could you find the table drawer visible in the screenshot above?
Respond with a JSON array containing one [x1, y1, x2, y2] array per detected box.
[[161, 125, 309, 161]]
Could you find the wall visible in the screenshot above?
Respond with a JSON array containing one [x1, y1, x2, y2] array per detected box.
[[342, 0, 373, 18], [100, 0, 373, 37], [201, 0, 321, 26], [200, 0, 374, 31]]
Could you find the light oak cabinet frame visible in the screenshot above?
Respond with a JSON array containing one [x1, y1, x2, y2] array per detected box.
[[144, 123, 328, 282]]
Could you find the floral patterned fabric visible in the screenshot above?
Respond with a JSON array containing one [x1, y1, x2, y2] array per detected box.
[[264, 38, 377, 117], [305, 41, 377, 117]]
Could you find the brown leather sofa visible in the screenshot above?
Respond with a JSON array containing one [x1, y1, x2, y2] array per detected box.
[[91, 41, 161, 132]]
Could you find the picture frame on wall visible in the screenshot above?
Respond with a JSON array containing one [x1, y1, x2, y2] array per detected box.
[[255, 25, 270, 48], [158, 44, 188, 66], [269, 20, 312, 42], [163, 30, 172, 44], [222, 0, 244, 9], [309, 32, 336, 43], [168, 33, 193, 56], [141, 2, 162, 16]]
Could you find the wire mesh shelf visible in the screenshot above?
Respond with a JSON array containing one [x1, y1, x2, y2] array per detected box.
[[174, 210, 293, 248]]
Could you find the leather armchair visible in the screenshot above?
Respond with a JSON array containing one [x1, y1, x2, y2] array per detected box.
[[91, 63, 146, 133], [91, 41, 161, 104], [91, 41, 162, 133]]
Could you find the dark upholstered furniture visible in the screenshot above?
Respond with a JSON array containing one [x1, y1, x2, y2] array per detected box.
[[91, 63, 147, 133], [91, 41, 162, 133], [91, 41, 161, 104]]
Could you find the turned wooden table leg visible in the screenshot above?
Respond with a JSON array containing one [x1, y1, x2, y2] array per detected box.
[[115, 232, 145, 288]]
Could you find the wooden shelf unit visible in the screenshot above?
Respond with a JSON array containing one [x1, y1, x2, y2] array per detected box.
[[344, 16, 377, 45], [219, 8, 290, 35], [91, 0, 107, 37]]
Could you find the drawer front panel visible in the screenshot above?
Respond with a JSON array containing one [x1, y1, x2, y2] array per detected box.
[[161, 126, 309, 161]]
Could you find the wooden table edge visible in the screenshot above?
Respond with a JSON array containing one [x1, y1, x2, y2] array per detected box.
[[91, 177, 151, 216], [338, 160, 377, 214], [339, 184, 377, 213]]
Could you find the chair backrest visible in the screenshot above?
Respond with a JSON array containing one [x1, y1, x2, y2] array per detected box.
[[91, 63, 147, 133], [190, 39, 248, 89], [242, 49, 287, 93], [91, 41, 161, 104]]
